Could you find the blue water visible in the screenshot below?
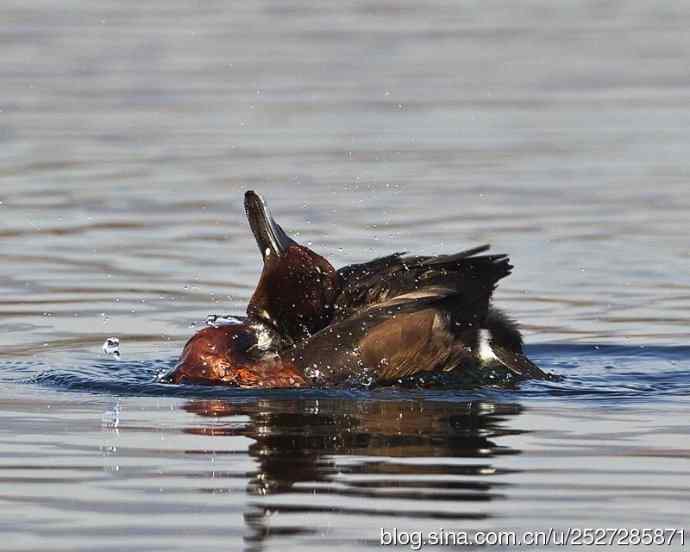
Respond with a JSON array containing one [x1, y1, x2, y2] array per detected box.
[[5, 345, 690, 403], [2, 344, 690, 551], [2, 344, 690, 550]]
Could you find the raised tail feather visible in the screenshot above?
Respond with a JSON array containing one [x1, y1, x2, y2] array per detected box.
[[489, 341, 555, 380]]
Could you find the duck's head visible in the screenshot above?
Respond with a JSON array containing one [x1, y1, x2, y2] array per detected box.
[[161, 322, 306, 388], [244, 191, 339, 341]]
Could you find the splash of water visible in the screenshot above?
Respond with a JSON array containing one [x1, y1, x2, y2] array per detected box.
[[206, 314, 243, 328], [102, 337, 121, 360]]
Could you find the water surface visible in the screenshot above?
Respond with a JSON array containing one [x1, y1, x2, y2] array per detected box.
[[1, 1, 690, 550]]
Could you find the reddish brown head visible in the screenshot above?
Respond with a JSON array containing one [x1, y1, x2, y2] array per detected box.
[[244, 191, 340, 341], [163, 324, 307, 388]]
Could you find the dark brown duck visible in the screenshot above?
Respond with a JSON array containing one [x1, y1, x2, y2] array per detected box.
[[162, 191, 551, 387]]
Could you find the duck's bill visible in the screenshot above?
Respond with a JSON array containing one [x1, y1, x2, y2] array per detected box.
[[244, 190, 295, 259]]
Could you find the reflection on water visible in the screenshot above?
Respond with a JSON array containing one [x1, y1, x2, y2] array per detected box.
[[183, 399, 522, 547], [187, 400, 519, 485], [2, 386, 689, 551]]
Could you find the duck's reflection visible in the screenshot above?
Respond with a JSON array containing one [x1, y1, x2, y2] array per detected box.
[[182, 397, 525, 549]]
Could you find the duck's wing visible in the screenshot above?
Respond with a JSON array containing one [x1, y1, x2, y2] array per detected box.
[[333, 245, 512, 321], [291, 290, 488, 385]]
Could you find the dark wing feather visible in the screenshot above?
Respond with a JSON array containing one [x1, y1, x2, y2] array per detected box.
[[485, 307, 524, 352], [292, 291, 488, 385], [333, 244, 512, 322], [488, 341, 554, 380]]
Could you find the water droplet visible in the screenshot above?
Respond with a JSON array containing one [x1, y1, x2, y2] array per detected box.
[[206, 314, 242, 327], [102, 403, 120, 428], [103, 337, 121, 360]]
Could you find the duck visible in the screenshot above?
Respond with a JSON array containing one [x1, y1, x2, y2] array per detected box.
[[161, 191, 551, 387]]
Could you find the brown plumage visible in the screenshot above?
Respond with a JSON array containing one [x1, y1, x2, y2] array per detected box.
[[162, 191, 553, 388], [168, 325, 307, 388], [245, 191, 339, 342]]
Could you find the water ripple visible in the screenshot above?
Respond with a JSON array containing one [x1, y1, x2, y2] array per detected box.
[[0, 344, 685, 404]]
